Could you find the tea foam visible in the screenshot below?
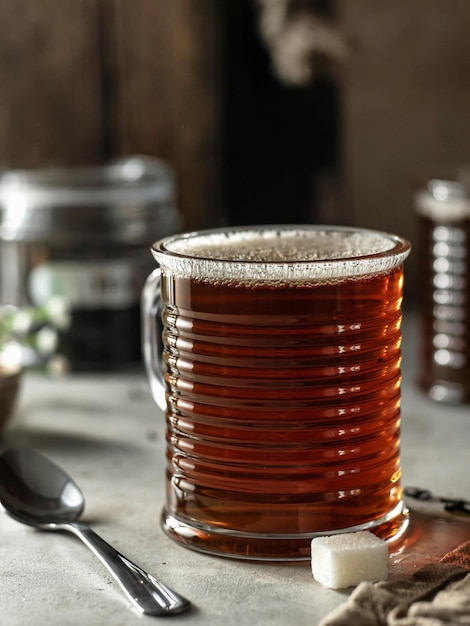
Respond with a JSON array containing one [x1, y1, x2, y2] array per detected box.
[[166, 229, 393, 262], [154, 227, 409, 286]]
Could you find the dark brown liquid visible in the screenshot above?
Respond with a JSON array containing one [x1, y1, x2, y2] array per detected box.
[[417, 216, 470, 404], [161, 267, 407, 558]]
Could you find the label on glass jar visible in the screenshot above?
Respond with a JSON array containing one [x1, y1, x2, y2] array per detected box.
[[28, 259, 147, 309]]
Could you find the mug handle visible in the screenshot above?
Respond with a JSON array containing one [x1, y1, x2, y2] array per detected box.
[[141, 268, 166, 410]]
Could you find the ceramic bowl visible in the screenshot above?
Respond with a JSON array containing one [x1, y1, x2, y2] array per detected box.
[[0, 365, 21, 433]]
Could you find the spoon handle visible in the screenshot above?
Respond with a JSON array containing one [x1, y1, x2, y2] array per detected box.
[[63, 522, 191, 616]]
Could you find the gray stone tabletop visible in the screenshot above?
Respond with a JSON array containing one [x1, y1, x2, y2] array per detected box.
[[0, 311, 469, 626]]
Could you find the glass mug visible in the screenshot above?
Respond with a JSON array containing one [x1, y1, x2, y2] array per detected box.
[[142, 225, 411, 560]]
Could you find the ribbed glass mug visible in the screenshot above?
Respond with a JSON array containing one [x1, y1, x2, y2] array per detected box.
[[142, 225, 411, 560]]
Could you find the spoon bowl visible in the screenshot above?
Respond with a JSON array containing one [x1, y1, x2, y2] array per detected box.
[[0, 447, 84, 525], [0, 447, 191, 616]]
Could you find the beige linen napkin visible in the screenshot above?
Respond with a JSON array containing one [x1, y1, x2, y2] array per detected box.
[[320, 541, 470, 626]]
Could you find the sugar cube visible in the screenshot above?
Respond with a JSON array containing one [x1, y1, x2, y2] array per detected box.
[[311, 530, 388, 589]]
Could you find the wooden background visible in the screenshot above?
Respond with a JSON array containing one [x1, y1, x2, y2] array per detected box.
[[337, 0, 470, 294], [0, 0, 225, 231], [0, 0, 340, 233]]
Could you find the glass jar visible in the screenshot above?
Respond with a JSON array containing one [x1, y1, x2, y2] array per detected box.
[[415, 175, 470, 404], [0, 156, 181, 371]]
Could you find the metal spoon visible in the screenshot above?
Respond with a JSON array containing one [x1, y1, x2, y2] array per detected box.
[[0, 447, 191, 616]]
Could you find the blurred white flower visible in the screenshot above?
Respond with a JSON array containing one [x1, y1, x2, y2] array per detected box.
[[35, 327, 59, 355], [10, 309, 34, 334], [0, 297, 71, 372], [0, 341, 36, 368], [43, 296, 71, 330], [0, 341, 24, 368]]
